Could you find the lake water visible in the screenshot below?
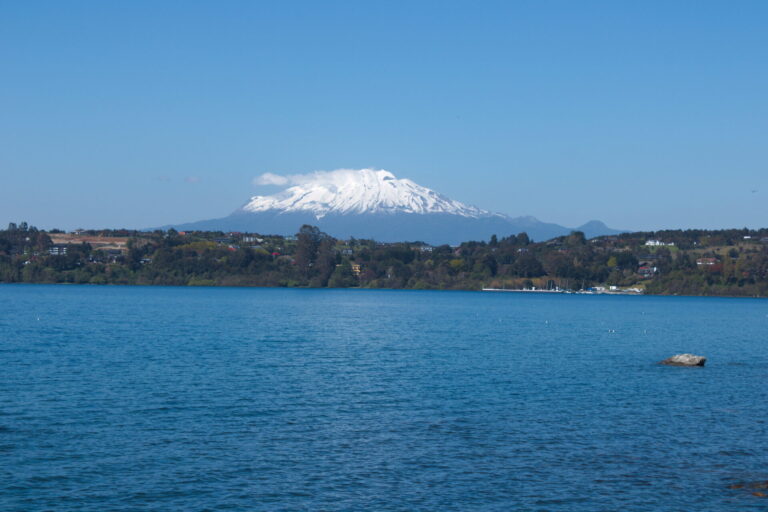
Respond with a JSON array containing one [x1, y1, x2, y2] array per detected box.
[[2, 285, 768, 511]]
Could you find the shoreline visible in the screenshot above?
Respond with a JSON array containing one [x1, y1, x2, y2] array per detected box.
[[1, 281, 765, 299], [481, 287, 645, 295]]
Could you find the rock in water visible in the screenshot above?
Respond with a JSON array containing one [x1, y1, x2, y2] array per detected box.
[[659, 353, 706, 367]]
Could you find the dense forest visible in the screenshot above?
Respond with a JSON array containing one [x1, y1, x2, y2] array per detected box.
[[1, 222, 768, 297]]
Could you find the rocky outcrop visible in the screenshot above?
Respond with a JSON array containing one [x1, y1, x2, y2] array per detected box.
[[659, 353, 706, 367]]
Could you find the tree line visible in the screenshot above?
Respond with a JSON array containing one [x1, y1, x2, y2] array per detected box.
[[1, 222, 768, 296]]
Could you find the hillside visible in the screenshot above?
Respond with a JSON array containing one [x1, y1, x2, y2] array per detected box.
[[2, 223, 767, 297]]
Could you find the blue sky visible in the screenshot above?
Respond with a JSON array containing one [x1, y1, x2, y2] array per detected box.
[[2, 1, 766, 231]]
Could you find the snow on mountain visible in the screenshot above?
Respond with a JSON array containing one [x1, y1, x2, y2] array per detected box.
[[242, 169, 492, 219], [163, 168, 623, 244]]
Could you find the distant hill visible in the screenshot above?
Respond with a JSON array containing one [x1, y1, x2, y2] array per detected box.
[[165, 169, 623, 244]]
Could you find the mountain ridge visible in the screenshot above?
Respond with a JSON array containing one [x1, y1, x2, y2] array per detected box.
[[164, 169, 624, 244], [243, 169, 493, 219]]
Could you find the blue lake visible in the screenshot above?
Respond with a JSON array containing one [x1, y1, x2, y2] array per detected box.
[[2, 284, 768, 511]]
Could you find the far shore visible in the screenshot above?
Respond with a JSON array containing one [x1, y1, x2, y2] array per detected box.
[[2, 281, 766, 300]]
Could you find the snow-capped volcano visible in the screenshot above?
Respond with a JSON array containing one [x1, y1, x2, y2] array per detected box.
[[242, 169, 490, 219], [164, 168, 622, 244]]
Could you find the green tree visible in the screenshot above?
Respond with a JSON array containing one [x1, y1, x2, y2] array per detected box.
[[513, 253, 544, 277], [328, 263, 357, 288]]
